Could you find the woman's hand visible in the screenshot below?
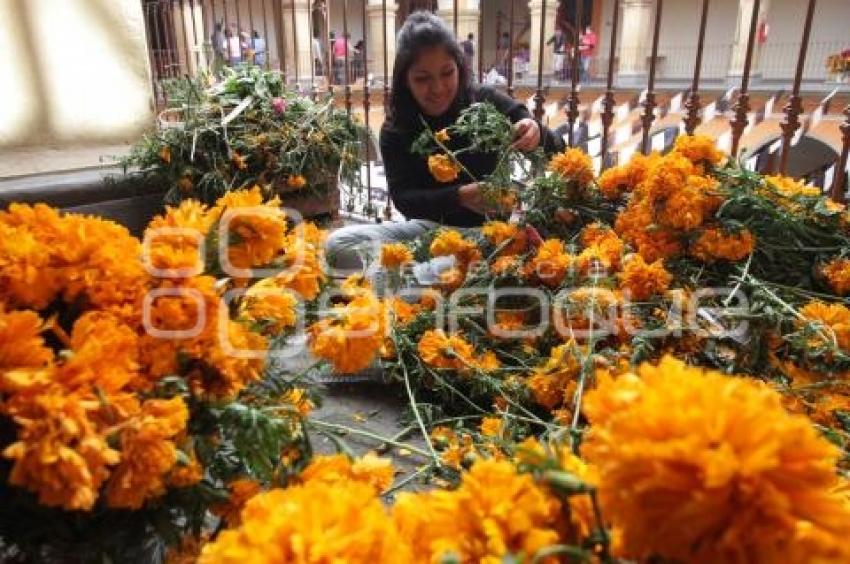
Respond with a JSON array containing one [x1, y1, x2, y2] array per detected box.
[[512, 118, 541, 152], [458, 183, 487, 215]]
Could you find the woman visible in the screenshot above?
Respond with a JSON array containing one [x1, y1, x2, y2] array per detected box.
[[326, 11, 564, 272]]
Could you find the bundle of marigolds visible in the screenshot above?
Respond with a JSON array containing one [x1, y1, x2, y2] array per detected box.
[[123, 65, 362, 210], [0, 188, 326, 561]]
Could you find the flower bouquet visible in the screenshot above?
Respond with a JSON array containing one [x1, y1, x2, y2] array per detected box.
[[122, 66, 363, 219]]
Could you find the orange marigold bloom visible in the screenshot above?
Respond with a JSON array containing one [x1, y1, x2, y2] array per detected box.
[[429, 228, 480, 264], [656, 182, 709, 230], [479, 416, 503, 437], [526, 342, 581, 410], [690, 227, 755, 262], [308, 294, 386, 374], [276, 241, 326, 301], [393, 459, 560, 563], [482, 221, 527, 255], [640, 153, 695, 203], [286, 175, 307, 190], [820, 258, 850, 295], [282, 387, 314, 417], [212, 478, 262, 526], [799, 300, 850, 351], [168, 453, 204, 488], [59, 311, 140, 394], [671, 134, 724, 166], [0, 307, 52, 376], [106, 397, 188, 509], [3, 391, 120, 510], [299, 453, 394, 494], [435, 128, 451, 142], [380, 242, 414, 269], [159, 146, 172, 163], [525, 239, 573, 288], [618, 254, 672, 301], [583, 356, 850, 563], [765, 174, 822, 199], [548, 148, 594, 186], [240, 278, 299, 334], [211, 187, 288, 270], [193, 320, 268, 398], [417, 329, 475, 371], [200, 480, 407, 564], [387, 297, 420, 325], [428, 154, 462, 183]]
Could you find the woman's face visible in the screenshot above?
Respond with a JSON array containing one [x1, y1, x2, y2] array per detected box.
[[406, 46, 459, 117]]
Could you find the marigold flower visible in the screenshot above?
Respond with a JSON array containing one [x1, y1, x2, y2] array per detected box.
[[417, 329, 476, 371], [525, 239, 573, 288], [286, 175, 307, 190], [3, 391, 120, 510], [671, 134, 724, 166], [200, 481, 406, 563], [428, 154, 461, 183], [548, 148, 594, 186], [618, 254, 672, 301], [690, 227, 755, 262], [308, 293, 386, 374], [168, 453, 204, 488], [429, 229, 480, 264], [159, 146, 172, 163], [212, 478, 262, 526], [482, 221, 527, 255], [300, 453, 394, 494], [240, 278, 299, 334], [799, 300, 850, 351], [820, 258, 850, 295], [211, 187, 288, 271], [640, 153, 695, 203], [435, 128, 451, 142], [526, 342, 581, 410], [380, 242, 414, 269], [0, 307, 52, 376], [479, 416, 503, 437], [194, 320, 268, 397], [393, 459, 560, 563], [106, 397, 188, 509], [582, 356, 850, 562]]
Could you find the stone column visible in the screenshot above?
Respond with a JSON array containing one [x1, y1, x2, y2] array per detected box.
[[617, 0, 652, 80], [528, 0, 558, 79], [282, 0, 312, 86], [367, 0, 398, 83], [728, 0, 769, 77]]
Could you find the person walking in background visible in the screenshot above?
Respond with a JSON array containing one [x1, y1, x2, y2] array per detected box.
[[496, 31, 510, 76], [461, 33, 475, 75], [579, 25, 597, 82], [252, 30, 266, 67], [225, 28, 242, 66], [547, 28, 566, 81]]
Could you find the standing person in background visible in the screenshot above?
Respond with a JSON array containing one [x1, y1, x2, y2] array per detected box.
[[579, 25, 597, 82], [334, 32, 350, 84], [461, 33, 475, 77], [547, 28, 566, 81], [225, 28, 242, 66], [353, 39, 365, 81], [211, 23, 226, 73], [252, 30, 266, 67]]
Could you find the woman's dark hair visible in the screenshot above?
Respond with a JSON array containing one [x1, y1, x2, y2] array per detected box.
[[388, 11, 471, 126]]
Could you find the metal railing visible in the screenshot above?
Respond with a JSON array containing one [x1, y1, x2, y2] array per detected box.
[[141, 0, 850, 213]]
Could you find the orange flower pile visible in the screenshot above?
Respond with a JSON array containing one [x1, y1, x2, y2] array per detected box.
[[548, 147, 594, 186]]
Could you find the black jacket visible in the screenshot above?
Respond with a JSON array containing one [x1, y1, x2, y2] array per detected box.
[[380, 85, 565, 227]]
